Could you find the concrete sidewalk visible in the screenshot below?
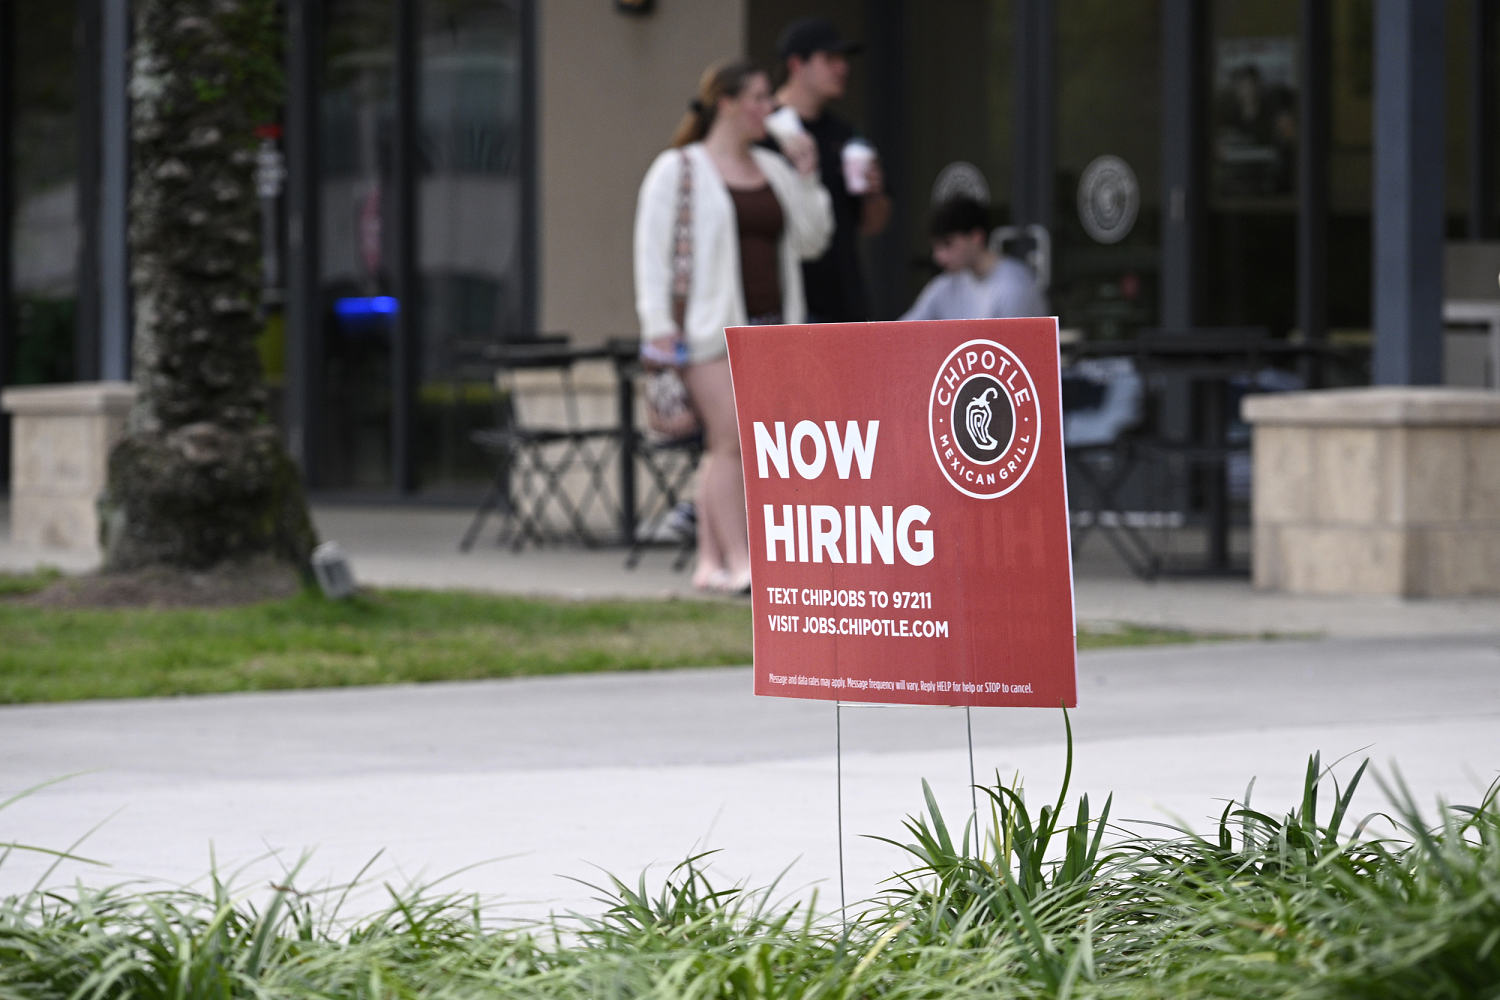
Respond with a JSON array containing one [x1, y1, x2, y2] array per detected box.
[[1, 636, 1497, 922], [317, 504, 1500, 639], [1, 502, 1498, 922]]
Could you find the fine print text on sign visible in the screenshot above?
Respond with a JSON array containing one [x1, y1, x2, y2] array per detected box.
[[725, 318, 1077, 708]]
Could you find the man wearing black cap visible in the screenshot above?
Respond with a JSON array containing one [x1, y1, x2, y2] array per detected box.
[[771, 16, 890, 323]]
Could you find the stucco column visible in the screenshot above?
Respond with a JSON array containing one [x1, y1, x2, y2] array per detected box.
[[1245, 387, 1500, 596], [3, 382, 135, 555]]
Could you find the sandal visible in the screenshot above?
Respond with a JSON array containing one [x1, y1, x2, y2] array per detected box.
[[692, 568, 731, 593]]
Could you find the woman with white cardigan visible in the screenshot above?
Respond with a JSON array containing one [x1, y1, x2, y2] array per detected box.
[[634, 59, 833, 594]]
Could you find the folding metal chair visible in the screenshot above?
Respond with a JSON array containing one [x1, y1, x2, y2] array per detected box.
[[1065, 439, 1160, 580], [459, 340, 623, 552], [1062, 356, 1159, 579], [624, 429, 702, 571]]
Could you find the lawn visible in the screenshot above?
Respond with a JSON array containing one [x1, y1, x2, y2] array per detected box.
[[0, 572, 1217, 704]]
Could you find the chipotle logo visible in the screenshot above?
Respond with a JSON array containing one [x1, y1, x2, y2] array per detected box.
[[928, 339, 1040, 499]]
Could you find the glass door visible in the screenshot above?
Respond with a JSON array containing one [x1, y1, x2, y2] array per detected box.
[[1051, 0, 1163, 342], [316, 0, 398, 490], [1201, 0, 1299, 337], [896, 2, 1017, 314], [5, 3, 80, 389], [307, 0, 530, 495], [415, 0, 528, 496]]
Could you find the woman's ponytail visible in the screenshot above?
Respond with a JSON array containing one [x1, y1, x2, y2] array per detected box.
[[669, 58, 762, 148]]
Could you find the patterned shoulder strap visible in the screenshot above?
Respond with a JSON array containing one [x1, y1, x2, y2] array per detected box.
[[671, 149, 693, 306]]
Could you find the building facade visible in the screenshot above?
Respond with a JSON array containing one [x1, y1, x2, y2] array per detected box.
[[1, 0, 1490, 498]]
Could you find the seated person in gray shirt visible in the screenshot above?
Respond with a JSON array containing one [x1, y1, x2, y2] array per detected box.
[[900, 196, 1048, 321]]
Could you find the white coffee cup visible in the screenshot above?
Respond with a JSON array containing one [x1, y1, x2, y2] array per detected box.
[[842, 138, 876, 194], [765, 106, 805, 147]]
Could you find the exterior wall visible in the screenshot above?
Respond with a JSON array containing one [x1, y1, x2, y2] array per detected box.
[[538, 1, 746, 345]]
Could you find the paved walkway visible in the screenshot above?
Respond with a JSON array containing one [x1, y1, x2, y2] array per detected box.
[[321, 504, 1500, 639], [4, 502, 1498, 638], [1, 504, 1497, 922]]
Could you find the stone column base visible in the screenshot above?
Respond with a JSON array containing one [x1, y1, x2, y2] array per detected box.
[[1244, 387, 1500, 597], [3, 382, 136, 555]]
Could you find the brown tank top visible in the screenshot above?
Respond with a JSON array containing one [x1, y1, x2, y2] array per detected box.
[[729, 184, 784, 318]]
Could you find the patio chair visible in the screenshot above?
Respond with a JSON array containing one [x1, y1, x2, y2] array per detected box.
[[1062, 355, 1159, 579], [459, 339, 623, 552], [624, 429, 701, 571]]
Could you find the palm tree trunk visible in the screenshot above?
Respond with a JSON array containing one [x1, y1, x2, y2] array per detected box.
[[101, 0, 314, 572]]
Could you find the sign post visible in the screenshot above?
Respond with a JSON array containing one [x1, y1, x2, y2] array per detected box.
[[727, 318, 1077, 709]]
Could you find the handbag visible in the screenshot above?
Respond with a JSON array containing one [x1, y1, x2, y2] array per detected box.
[[643, 367, 699, 441], [642, 148, 702, 441]]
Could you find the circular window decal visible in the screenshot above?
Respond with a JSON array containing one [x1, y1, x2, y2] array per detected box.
[[931, 161, 991, 207], [1077, 155, 1139, 245]]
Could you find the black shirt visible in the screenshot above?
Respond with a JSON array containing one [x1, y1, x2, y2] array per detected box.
[[765, 108, 869, 323]]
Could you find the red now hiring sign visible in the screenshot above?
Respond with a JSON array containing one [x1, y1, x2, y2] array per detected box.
[[725, 318, 1077, 708]]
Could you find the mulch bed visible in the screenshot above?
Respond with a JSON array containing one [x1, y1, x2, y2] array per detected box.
[[10, 558, 304, 610]]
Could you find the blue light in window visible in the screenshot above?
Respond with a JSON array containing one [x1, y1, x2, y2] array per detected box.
[[334, 296, 400, 319]]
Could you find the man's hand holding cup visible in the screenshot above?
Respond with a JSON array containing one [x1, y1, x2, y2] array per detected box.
[[765, 106, 819, 177]]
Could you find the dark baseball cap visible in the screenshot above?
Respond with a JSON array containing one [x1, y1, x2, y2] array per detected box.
[[776, 17, 864, 61]]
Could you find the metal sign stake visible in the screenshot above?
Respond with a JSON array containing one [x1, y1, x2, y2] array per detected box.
[[832, 702, 984, 930], [967, 706, 979, 839], [836, 701, 847, 926]]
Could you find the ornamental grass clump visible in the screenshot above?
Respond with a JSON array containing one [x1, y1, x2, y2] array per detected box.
[[3, 747, 1499, 998], [862, 748, 1500, 999], [1133, 765, 1500, 999], [870, 712, 1113, 925]]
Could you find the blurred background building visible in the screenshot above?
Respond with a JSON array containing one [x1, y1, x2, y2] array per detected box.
[[1, 1, 1492, 502]]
